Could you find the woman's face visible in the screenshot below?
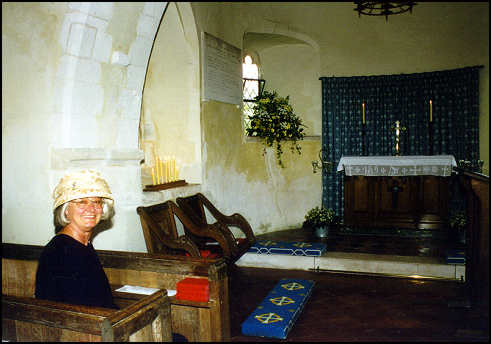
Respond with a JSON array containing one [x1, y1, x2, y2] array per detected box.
[[65, 197, 103, 232]]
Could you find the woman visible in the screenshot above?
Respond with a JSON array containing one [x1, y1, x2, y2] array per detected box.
[[35, 169, 118, 309]]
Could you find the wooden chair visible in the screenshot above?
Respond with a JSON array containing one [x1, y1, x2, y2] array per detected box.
[[176, 193, 256, 262], [137, 201, 201, 257], [137, 200, 239, 260]]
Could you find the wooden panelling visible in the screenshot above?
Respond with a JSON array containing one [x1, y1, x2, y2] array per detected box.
[[344, 175, 450, 231]]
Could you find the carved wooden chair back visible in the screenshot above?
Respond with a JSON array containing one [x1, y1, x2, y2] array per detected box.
[[176, 193, 256, 262], [136, 201, 200, 257]]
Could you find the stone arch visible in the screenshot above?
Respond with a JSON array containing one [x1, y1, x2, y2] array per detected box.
[[244, 20, 320, 54], [47, 2, 176, 251], [140, 2, 202, 184], [54, 2, 168, 150]]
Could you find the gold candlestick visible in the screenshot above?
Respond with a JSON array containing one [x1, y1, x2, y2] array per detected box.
[[391, 120, 406, 156], [362, 102, 366, 124]]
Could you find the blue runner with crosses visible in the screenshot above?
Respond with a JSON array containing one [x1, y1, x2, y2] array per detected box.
[[241, 278, 315, 339]]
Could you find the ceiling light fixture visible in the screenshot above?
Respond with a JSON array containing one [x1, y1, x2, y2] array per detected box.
[[354, 1, 417, 21]]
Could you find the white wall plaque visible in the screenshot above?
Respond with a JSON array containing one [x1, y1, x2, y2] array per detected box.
[[201, 32, 242, 105]]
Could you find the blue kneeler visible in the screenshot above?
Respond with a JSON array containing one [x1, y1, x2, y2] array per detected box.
[[241, 278, 315, 339]]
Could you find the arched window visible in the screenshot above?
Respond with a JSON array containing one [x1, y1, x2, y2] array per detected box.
[[242, 55, 265, 135]]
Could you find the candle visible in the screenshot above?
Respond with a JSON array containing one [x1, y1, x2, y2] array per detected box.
[[429, 99, 433, 122], [171, 157, 176, 181], [151, 167, 156, 185], [164, 159, 168, 183], [163, 158, 166, 184], [362, 102, 366, 124], [166, 158, 171, 182], [160, 157, 164, 183], [155, 157, 160, 184]]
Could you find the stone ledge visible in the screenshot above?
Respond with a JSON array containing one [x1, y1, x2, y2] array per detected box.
[[236, 251, 465, 281], [141, 183, 202, 206], [51, 148, 144, 169]]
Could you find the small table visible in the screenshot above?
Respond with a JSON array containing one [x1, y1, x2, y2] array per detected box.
[[337, 155, 457, 230]]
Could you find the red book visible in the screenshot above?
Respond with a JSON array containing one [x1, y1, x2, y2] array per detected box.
[[176, 278, 209, 302], [176, 292, 209, 302]]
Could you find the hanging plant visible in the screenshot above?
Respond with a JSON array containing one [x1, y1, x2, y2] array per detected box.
[[246, 90, 306, 168]]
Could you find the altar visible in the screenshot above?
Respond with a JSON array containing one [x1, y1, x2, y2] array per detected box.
[[337, 155, 457, 230]]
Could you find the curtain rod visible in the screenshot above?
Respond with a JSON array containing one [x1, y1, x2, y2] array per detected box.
[[319, 65, 484, 80]]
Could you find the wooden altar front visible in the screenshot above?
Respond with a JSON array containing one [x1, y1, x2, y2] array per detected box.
[[338, 155, 457, 231]]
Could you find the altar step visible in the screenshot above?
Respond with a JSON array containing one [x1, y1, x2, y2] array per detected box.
[[236, 228, 464, 280], [235, 250, 466, 281]]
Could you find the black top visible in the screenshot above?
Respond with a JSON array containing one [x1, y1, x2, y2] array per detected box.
[[35, 234, 118, 309]]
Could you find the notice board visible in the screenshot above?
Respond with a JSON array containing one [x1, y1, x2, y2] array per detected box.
[[202, 32, 242, 105]]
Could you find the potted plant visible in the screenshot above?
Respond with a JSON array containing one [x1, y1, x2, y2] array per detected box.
[[246, 90, 306, 168], [303, 206, 338, 238], [449, 211, 467, 244]]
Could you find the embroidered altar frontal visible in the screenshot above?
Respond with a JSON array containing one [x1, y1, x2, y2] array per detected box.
[[241, 278, 315, 339], [248, 240, 326, 257]]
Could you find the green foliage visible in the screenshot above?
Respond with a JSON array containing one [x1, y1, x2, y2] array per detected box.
[[449, 211, 467, 229], [304, 206, 337, 228], [246, 90, 306, 168]]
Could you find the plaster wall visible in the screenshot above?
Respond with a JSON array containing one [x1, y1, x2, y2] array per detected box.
[[2, 2, 168, 251], [201, 101, 322, 234], [260, 43, 321, 136]]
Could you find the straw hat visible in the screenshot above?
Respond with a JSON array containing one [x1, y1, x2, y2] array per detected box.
[[52, 169, 114, 210]]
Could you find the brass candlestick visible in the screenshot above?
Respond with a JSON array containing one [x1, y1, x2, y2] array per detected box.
[[391, 120, 406, 156], [312, 149, 333, 173]]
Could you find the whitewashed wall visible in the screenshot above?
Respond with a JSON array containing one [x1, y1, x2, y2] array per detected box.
[[2, 2, 171, 251]]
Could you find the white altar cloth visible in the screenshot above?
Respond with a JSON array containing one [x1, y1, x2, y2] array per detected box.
[[337, 155, 457, 177]]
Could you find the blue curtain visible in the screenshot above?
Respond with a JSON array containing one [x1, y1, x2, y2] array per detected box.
[[320, 66, 482, 220]]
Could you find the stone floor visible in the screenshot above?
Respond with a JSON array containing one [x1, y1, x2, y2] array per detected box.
[[228, 265, 489, 342]]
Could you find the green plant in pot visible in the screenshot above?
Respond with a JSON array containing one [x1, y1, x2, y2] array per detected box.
[[246, 90, 306, 168], [303, 206, 338, 238], [449, 211, 467, 244]]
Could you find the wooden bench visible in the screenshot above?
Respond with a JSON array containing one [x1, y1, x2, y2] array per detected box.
[[175, 193, 256, 263], [2, 243, 230, 342]]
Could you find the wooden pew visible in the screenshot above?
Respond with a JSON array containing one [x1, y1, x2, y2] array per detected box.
[[2, 243, 231, 342], [2, 290, 170, 342], [454, 168, 489, 310]]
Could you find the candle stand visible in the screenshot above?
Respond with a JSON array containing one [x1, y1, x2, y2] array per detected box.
[[428, 121, 434, 155], [144, 180, 188, 191], [361, 123, 367, 156]]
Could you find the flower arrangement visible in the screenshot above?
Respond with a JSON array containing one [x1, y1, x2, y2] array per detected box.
[[449, 211, 467, 229], [303, 206, 337, 229], [246, 90, 306, 168]]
